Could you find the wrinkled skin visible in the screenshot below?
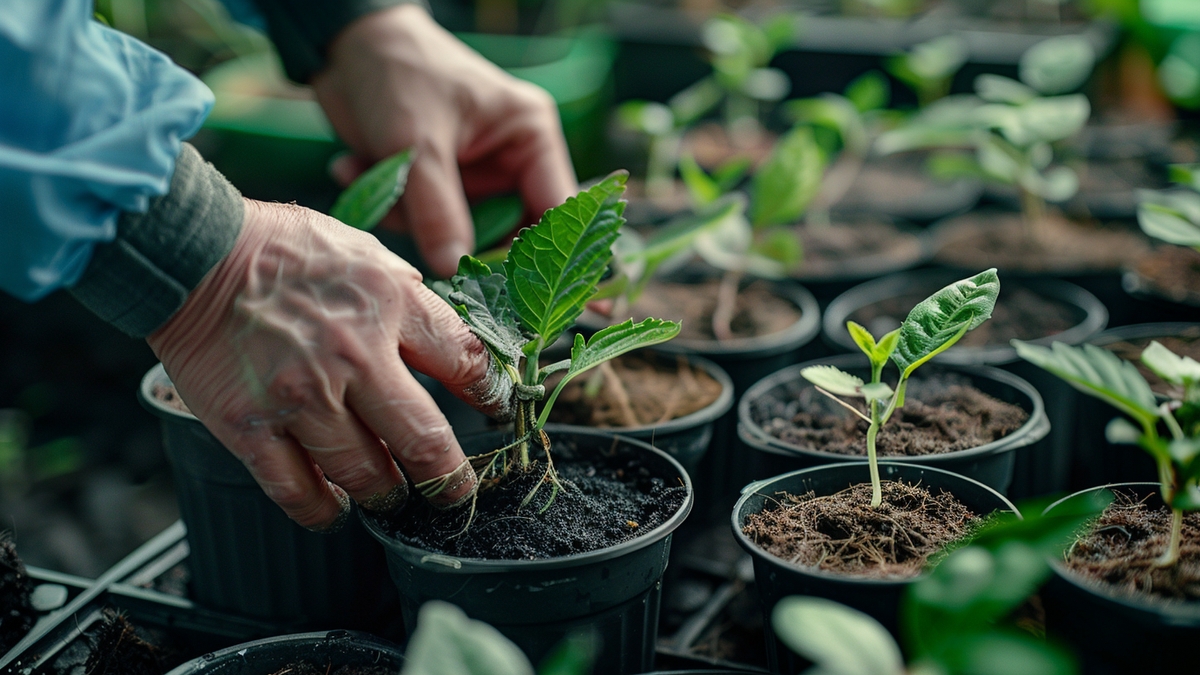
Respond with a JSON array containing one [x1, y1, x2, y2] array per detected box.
[[148, 200, 513, 530], [312, 4, 578, 277]]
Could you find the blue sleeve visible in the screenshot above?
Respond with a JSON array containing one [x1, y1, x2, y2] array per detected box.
[[0, 0, 214, 302]]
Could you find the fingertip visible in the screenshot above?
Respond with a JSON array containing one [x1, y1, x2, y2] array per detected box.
[[427, 240, 471, 278]]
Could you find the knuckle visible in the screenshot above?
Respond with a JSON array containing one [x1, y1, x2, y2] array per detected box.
[[397, 423, 454, 465]]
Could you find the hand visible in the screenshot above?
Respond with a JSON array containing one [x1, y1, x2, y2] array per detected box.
[[312, 4, 578, 278], [147, 199, 512, 530]]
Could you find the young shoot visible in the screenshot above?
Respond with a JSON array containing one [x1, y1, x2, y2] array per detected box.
[[1137, 163, 1200, 252], [329, 149, 414, 231], [886, 34, 969, 108], [443, 172, 682, 512], [801, 270, 1000, 507], [1014, 339, 1200, 567]]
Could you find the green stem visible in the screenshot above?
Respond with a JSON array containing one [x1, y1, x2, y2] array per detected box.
[[867, 399, 882, 508], [1155, 508, 1183, 568]]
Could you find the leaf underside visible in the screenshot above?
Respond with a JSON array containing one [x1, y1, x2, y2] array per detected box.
[[891, 269, 1000, 376], [567, 318, 681, 378], [771, 597, 904, 675], [330, 149, 414, 231], [449, 256, 526, 367], [1012, 340, 1160, 426]]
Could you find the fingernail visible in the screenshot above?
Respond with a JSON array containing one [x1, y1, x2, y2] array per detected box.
[[360, 482, 410, 516], [430, 242, 470, 277], [305, 482, 352, 534]]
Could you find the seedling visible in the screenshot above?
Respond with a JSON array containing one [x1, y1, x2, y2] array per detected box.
[[1014, 339, 1200, 567], [801, 270, 1000, 507], [886, 34, 969, 107], [441, 172, 681, 511], [1137, 163, 1200, 251]]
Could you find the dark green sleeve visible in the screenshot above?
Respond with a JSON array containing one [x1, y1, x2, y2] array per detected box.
[[69, 143, 244, 338], [250, 0, 430, 83]]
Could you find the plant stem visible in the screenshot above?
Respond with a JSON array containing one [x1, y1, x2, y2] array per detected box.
[[712, 269, 741, 342], [514, 399, 531, 468], [1155, 508, 1184, 568], [1019, 187, 1044, 246], [867, 399, 883, 508]]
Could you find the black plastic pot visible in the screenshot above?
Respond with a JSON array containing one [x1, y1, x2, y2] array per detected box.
[[137, 364, 396, 629], [738, 355, 1050, 496], [822, 270, 1108, 500], [733, 462, 1019, 675], [362, 426, 693, 675], [165, 631, 404, 675], [1042, 483, 1200, 675], [1122, 266, 1200, 325]]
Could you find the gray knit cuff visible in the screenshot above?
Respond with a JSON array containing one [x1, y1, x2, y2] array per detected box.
[[70, 144, 244, 338]]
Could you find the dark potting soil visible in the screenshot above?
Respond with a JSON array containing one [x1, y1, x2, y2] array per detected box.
[[742, 481, 980, 579], [1065, 492, 1200, 602], [790, 218, 924, 280], [849, 286, 1083, 349], [0, 535, 34, 655], [81, 611, 174, 675], [377, 443, 687, 560], [1133, 246, 1200, 306], [632, 279, 801, 342], [1103, 327, 1200, 395], [753, 373, 1029, 456], [545, 352, 722, 428], [934, 212, 1148, 273], [268, 664, 391, 675]]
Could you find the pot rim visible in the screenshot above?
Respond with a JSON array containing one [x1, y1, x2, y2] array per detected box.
[[737, 354, 1051, 463], [1089, 322, 1200, 347], [163, 630, 402, 675], [731, 460, 1020, 586], [361, 426, 694, 572]]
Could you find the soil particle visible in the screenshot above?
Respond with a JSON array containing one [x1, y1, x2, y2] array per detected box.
[[632, 279, 800, 342], [0, 535, 35, 655], [83, 611, 172, 675], [1103, 327, 1200, 395], [790, 219, 925, 280], [376, 441, 686, 560], [1133, 245, 1200, 306], [545, 352, 722, 428], [753, 373, 1029, 456], [934, 212, 1148, 273], [850, 286, 1083, 349], [1065, 492, 1200, 602], [743, 481, 980, 579], [152, 382, 192, 415], [268, 664, 391, 675]]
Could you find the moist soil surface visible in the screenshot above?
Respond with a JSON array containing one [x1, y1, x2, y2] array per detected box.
[[1103, 326, 1200, 395], [269, 665, 391, 675], [632, 279, 801, 343], [0, 536, 35, 655], [1065, 491, 1200, 602], [790, 218, 925, 281], [752, 372, 1029, 456], [1133, 245, 1200, 306], [545, 352, 723, 428], [849, 286, 1083, 349], [934, 211, 1148, 273], [742, 481, 980, 579], [377, 441, 687, 560]]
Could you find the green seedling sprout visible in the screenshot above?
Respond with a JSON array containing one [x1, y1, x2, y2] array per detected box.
[[801, 270, 1000, 507], [1137, 163, 1200, 252], [886, 34, 969, 107], [1014, 339, 1200, 567], [442, 172, 681, 513]]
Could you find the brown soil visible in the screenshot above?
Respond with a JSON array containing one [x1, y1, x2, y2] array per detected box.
[[1103, 327, 1200, 395], [742, 481, 980, 579], [791, 218, 925, 280], [834, 154, 966, 214], [269, 665, 391, 675], [1077, 157, 1165, 195], [681, 122, 775, 169], [935, 212, 1149, 273], [849, 286, 1083, 350], [152, 382, 192, 415], [753, 373, 1029, 456], [632, 279, 801, 343], [0, 535, 35, 654], [545, 352, 722, 428], [1133, 246, 1200, 306], [623, 178, 692, 225], [1065, 491, 1200, 602]]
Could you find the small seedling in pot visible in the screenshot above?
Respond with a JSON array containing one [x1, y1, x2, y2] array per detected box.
[[1014, 338, 1200, 567], [1137, 163, 1200, 252], [886, 34, 969, 108], [800, 270, 1000, 507], [441, 171, 681, 515]]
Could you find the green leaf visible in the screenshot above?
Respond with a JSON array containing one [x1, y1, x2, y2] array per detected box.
[[1019, 95, 1091, 144], [713, 156, 752, 191], [505, 172, 628, 348], [330, 149, 414, 231], [1169, 163, 1200, 191], [1141, 340, 1200, 387], [844, 70, 890, 112], [750, 126, 826, 227], [801, 365, 866, 397], [616, 100, 674, 135], [1020, 35, 1096, 95], [537, 318, 680, 427], [750, 226, 804, 269], [449, 256, 526, 367], [679, 154, 722, 207], [932, 631, 1077, 675], [786, 94, 869, 156], [1012, 341, 1160, 428], [975, 74, 1037, 105], [632, 195, 746, 294], [1138, 199, 1200, 249], [473, 195, 525, 253], [862, 382, 895, 402], [905, 35, 970, 82], [668, 77, 723, 127], [847, 321, 878, 357], [401, 601, 534, 675], [891, 269, 1000, 377], [1105, 417, 1144, 445], [771, 597, 905, 675], [536, 633, 597, 675]]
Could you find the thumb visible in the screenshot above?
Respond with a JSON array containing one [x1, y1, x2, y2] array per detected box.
[[403, 150, 475, 278]]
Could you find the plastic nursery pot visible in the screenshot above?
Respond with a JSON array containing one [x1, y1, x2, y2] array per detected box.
[[165, 630, 404, 675], [822, 269, 1108, 500], [1073, 323, 1200, 490], [830, 154, 983, 224], [738, 354, 1050, 496], [1121, 254, 1200, 325], [137, 364, 396, 629], [1042, 483, 1200, 675], [362, 426, 693, 675], [733, 462, 1019, 675]]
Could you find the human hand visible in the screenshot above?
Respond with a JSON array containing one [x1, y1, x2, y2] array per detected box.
[[311, 4, 578, 277], [147, 199, 512, 530]]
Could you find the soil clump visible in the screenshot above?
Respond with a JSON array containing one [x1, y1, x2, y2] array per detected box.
[[546, 352, 723, 428], [378, 443, 686, 560], [0, 535, 35, 654], [753, 373, 1029, 456], [1103, 327, 1200, 395], [632, 279, 800, 342], [1133, 245, 1200, 306], [742, 481, 979, 579], [934, 212, 1148, 272], [790, 219, 925, 280], [1065, 492, 1200, 602]]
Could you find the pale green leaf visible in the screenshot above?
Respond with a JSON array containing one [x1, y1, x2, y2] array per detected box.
[[330, 149, 414, 231], [1019, 95, 1090, 143], [771, 597, 904, 675], [750, 226, 804, 270], [750, 126, 826, 227], [786, 94, 868, 155], [801, 365, 865, 397], [847, 321, 877, 357], [1020, 36, 1096, 95], [505, 172, 628, 347], [861, 382, 895, 402], [668, 77, 724, 127], [907, 35, 969, 82], [617, 100, 674, 135], [1138, 200, 1200, 249], [1141, 340, 1200, 386], [892, 269, 1000, 377], [448, 256, 526, 367], [401, 601, 534, 675], [975, 75, 1037, 105], [1105, 417, 1143, 445], [635, 195, 746, 286], [1012, 341, 1160, 427], [680, 154, 722, 207], [473, 195, 524, 253]]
